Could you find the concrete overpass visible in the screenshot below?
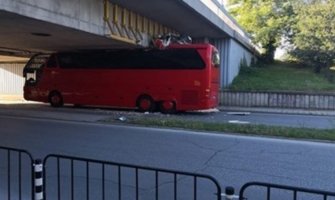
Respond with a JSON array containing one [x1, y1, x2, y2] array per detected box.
[[0, 0, 257, 98]]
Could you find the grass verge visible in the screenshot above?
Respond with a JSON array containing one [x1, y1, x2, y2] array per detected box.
[[116, 118, 335, 142], [229, 61, 335, 92]]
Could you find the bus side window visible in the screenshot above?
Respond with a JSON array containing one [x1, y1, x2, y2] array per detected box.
[[46, 55, 57, 68], [212, 51, 220, 68]]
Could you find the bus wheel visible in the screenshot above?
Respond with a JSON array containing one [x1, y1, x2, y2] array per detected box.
[[136, 95, 155, 112], [48, 91, 63, 107], [159, 101, 176, 114]]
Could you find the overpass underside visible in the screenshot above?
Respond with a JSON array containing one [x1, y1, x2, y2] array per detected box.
[[0, 0, 256, 89]]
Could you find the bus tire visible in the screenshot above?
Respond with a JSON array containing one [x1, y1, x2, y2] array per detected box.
[[48, 91, 64, 107], [159, 101, 177, 114], [136, 95, 155, 112]]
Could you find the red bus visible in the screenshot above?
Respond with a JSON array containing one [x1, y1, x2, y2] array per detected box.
[[23, 44, 220, 113]]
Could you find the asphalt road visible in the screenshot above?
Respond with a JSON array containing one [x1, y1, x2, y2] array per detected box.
[[1, 114, 335, 199], [0, 103, 335, 129], [178, 111, 335, 129]]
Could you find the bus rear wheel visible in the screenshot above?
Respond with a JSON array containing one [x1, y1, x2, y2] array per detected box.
[[159, 101, 176, 114], [48, 91, 63, 107], [136, 95, 155, 112]]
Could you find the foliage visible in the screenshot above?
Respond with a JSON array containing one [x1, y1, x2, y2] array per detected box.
[[228, 0, 335, 73], [290, 0, 335, 73], [227, 0, 295, 63]]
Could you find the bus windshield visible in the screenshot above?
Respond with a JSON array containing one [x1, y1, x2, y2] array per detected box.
[[23, 54, 50, 85]]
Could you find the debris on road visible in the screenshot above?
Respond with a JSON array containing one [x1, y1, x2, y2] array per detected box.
[[117, 116, 127, 121], [228, 120, 250, 124], [227, 112, 251, 116]]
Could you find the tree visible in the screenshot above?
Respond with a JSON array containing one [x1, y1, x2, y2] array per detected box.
[[290, 0, 335, 73], [227, 0, 295, 63]]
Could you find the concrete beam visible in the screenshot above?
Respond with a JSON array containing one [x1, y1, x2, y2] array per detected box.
[[0, 0, 106, 36], [182, 0, 256, 53]]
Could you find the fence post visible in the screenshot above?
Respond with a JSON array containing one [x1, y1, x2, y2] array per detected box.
[[34, 159, 43, 200], [221, 186, 239, 200]]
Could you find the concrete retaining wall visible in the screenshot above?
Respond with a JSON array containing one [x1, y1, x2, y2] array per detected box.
[[225, 39, 254, 86], [0, 63, 25, 95], [221, 91, 335, 110], [211, 38, 256, 87]]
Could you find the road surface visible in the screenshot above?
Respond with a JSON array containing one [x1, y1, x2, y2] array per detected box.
[[0, 114, 335, 199], [0, 103, 335, 129]]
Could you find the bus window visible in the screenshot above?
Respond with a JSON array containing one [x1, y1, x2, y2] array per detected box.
[[57, 49, 205, 70], [46, 55, 57, 68], [212, 50, 220, 68]]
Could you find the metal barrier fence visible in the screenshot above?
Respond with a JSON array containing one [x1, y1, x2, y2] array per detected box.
[[0, 146, 34, 200], [2, 145, 335, 200], [239, 182, 335, 200], [43, 154, 222, 200], [221, 90, 335, 110]]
